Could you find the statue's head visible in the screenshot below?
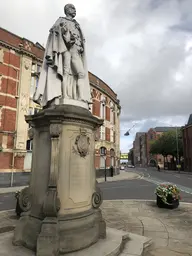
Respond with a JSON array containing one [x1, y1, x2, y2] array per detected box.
[[64, 4, 76, 18]]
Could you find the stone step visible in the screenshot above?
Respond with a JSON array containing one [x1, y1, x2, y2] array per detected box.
[[143, 240, 154, 256], [0, 228, 152, 256], [120, 232, 152, 256]]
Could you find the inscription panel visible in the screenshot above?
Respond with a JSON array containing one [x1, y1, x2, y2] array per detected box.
[[69, 161, 90, 204], [69, 130, 92, 205]]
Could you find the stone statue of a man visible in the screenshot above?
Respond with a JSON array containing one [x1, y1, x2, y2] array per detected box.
[[33, 4, 91, 108]]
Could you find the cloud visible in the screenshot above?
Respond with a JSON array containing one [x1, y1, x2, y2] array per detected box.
[[1, 0, 192, 152]]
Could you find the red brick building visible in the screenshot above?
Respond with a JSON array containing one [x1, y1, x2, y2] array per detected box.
[[0, 27, 121, 180], [133, 127, 177, 168], [146, 127, 177, 168], [182, 114, 192, 172]]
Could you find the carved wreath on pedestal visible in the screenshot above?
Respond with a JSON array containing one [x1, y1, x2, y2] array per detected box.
[[73, 133, 90, 157], [15, 187, 31, 214], [92, 181, 103, 208]]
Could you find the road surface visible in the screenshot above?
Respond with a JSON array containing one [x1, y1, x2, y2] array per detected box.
[[0, 168, 192, 211]]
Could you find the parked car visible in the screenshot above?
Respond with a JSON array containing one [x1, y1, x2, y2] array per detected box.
[[128, 165, 135, 168], [120, 165, 125, 170]]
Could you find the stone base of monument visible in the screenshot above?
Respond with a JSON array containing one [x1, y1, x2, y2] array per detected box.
[[10, 104, 152, 256], [1, 228, 152, 256], [12, 105, 107, 255]]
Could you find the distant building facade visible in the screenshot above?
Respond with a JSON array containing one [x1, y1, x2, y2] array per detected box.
[[0, 27, 121, 182], [182, 114, 192, 172], [133, 127, 178, 168], [133, 132, 146, 167]]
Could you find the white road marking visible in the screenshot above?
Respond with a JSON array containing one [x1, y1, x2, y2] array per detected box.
[[143, 177, 192, 195]]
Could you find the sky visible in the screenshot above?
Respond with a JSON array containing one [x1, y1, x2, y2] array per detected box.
[[1, 0, 192, 152]]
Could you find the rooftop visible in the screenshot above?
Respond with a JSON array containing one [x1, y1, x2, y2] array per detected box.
[[187, 114, 192, 126], [154, 127, 180, 132]]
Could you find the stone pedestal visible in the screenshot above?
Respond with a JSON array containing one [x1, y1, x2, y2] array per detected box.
[[13, 105, 106, 255]]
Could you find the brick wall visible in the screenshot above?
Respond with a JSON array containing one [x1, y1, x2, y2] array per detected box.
[[0, 63, 18, 79], [3, 51, 20, 68], [0, 77, 17, 95], [0, 152, 13, 169], [14, 156, 24, 169], [0, 27, 44, 60], [0, 108, 16, 131], [0, 95, 17, 108], [0, 44, 21, 171]]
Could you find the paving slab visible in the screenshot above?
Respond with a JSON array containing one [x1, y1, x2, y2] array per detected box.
[[0, 200, 192, 255]]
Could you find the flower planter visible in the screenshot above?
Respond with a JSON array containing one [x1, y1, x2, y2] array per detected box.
[[155, 183, 181, 210], [156, 195, 179, 209]]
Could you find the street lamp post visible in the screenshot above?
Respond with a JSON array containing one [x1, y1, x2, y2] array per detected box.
[[124, 123, 136, 136], [175, 127, 180, 173], [103, 155, 107, 182]]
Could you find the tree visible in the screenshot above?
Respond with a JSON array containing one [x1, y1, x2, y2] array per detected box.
[[150, 129, 183, 161]]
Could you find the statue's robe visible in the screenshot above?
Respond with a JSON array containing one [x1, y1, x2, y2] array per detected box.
[[33, 17, 91, 107]]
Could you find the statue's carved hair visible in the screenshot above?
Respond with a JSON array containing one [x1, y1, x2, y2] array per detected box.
[[64, 4, 75, 14]]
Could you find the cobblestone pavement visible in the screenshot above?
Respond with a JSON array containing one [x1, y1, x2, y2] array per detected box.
[[101, 200, 192, 256], [0, 200, 192, 255]]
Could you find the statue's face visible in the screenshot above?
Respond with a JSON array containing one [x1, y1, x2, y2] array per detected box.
[[66, 4, 76, 18]]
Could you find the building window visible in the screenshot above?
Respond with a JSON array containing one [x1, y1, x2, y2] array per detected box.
[[31, 63, 36, 73], [100, 126, 106, 140], [100, 147, 107, 168], [110, 128, 114, 142], [110, 149, 115, 167], [100, 147, 106, 156], [100, 157, 105, 168], [26, 139, 33, 151], [100, 95, 106, 119]]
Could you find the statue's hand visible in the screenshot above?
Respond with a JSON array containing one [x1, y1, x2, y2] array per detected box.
[[60, 22, 68, 33]]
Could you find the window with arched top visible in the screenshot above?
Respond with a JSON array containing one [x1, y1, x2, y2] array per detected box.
[[100, 147, 107, 155], [100, 95, 106, 119]]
